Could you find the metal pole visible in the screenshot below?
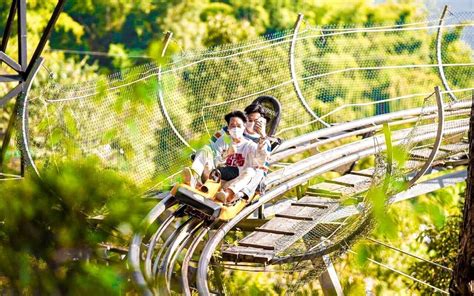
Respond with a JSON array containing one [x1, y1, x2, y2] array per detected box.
[[319, 254, 344, 296], [289, 13, 330, 128], [25, 0, 66, 77], [17, 0, 27, 71], [18, 58, 44, 177], [436, 5, 458, 102], [407, 86, 445, 187], [0, 102, 19, 172], [1, 1, 17, 53], [157, 31, 195, 151]]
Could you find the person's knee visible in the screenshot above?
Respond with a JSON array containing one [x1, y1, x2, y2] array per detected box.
[[242, 168, 257, 178]]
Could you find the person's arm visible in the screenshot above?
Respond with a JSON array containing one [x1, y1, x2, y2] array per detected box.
[[254, 117, 268, 152], [247, 140, 269, 170], [209, 127, 230, 164]]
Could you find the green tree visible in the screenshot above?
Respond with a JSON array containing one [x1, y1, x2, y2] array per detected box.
[[0, 158, 152, 293]]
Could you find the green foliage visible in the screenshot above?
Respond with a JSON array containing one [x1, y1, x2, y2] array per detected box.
[[0, 0, 471, 294], [0, 158, 152, 293], [224, 270, 280, 295], [409, 212, 461, 293], [339, 182, 465, 294]]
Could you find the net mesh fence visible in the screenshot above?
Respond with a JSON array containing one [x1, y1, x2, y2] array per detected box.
[[217, 89, 471, 294], [17, 10, 474, 294], [24, 12, 474, 190], [204, 12, 473, 294]]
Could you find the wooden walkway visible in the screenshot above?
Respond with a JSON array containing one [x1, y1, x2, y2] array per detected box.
[[222, 141, 469, 263]]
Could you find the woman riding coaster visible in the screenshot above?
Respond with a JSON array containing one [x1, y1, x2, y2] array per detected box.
[[234, 103, 271, 199], [182, 110, 268, 204]]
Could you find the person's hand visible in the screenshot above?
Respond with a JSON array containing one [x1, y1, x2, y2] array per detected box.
[[255, 117, 266, 138]]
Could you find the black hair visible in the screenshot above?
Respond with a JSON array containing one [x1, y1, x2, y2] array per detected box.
[[224, 110, 247, 124], [244, 103, 266, 117]]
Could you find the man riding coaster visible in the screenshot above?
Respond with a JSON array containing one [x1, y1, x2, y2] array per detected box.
[[182, 107, 269, 204], [236, 103, 270, 200]]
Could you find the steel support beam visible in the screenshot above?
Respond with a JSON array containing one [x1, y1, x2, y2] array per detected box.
[[26, 0, 66, 77], [0, 0, 66, 175], [0, 51, 21, 72], [0, 83, 22, 107], [319, 255, 344, 296], [1, 1, 17, 53], [17, 0, 27, 71]]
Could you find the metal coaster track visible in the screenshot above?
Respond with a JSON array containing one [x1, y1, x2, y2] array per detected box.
[[129, 94, 471, 295], [4, 3, 468, 294]]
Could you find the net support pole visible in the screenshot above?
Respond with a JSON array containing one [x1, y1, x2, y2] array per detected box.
[[0, 0, 27, 174], [0, 1, 17, 54], [289, 13, 330, 128], [407, 86, 445, 187], [25, 0, 66, 77], [19, 57, 44, 178], [436, 5, 458, 102], [306, 237, 344, 296], [0, 0, 65, 175], [157, 31, 195, 152], [319, 254, 345, 296]]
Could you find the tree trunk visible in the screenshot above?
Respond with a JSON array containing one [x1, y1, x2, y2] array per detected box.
[[450, 93, 474, 295]]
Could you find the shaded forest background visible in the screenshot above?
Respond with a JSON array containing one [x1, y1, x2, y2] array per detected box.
[[0, 0, 471, 294]]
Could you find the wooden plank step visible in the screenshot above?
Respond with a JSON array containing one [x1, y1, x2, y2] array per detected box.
[[305, 190, 342, 198], [439, 143, 469, 153], [238, 232, 284, 250], [224, 203, 339, 263], [404, 159, 425, 170], [326, 173, 372, 187], [255, 227, 296, 235], [308, 180, 368, 197], [222, 246, 275, 263], [297, 195, 340, 206], [291, 201, 329, 208], [252, 217, 302, 237], [307, 183, 344, 197], [292, 196, 340, 209], [276, 204, 327, 221], [275, 213, 314, 221], [410, 148, 448, 160], [350, 168, 375, 177]]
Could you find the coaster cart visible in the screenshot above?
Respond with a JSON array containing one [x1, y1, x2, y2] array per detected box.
[[171, 95, 282, 221]]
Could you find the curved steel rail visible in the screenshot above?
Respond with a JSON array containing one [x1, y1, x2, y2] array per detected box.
[[144, 213, 176, 281], [130, 102, 470, 294], [163, 220, 204, 292], [408, 86, 445, 187], [436, 5, 458, 102], [129, 103, 469, 293], [289, 13, 330, 128], [154, 217, 197, 295], [181, 223, 216, 296], [128, 194, 176, 295], [19, 57, 44, 178], [157, 31, 195, 151], [274, 100, 470, 154]]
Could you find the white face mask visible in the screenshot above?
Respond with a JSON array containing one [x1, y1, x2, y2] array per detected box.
[[245, 121, 255, 131], [229, 127, 244, 139]]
